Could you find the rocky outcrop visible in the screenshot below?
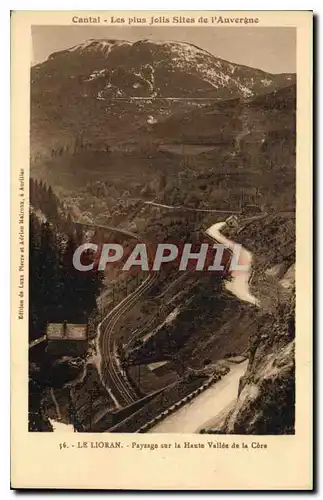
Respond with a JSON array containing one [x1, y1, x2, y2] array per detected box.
[[223, 339, 295, 434], [215, 213, 296, 435]]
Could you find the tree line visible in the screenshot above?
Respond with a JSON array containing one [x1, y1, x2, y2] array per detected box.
[[29, 179, 103, 341]]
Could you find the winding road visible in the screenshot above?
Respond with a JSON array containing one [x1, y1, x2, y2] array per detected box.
[[97, 271, 157, 406], [144, 200, 241, 214], [205, 221, 259, 306], [75, 219, 163, 407], [73, 220, 160, 407], [31, 205, 256, 420]]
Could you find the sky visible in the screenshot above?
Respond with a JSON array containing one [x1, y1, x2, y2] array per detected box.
[[32, 26, 296, 74]]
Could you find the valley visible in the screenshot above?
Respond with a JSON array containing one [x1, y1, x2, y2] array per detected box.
[[29, 36, 296, 435]]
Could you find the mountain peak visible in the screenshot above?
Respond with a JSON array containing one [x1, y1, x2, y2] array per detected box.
[[32, 39, 295, 157], [47, 38, 132, 60]]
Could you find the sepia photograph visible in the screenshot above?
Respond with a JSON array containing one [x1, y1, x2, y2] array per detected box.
[[28, 24, 297, 435], [10, 10, 312, 490]]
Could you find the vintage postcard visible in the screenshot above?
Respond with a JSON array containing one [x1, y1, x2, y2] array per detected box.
[[11, 10, 313, 490]]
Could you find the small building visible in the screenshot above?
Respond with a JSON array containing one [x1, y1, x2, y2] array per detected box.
[[65, 323, 88, 340], [46, 322, 88, 341], [46, 322, 88, 357], [46, 323, 65, 340], [225, 215, 239, 228]]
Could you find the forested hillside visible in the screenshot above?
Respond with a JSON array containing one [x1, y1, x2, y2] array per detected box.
[[29, 179, 103, 342], [29, 179, 104, 431]]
